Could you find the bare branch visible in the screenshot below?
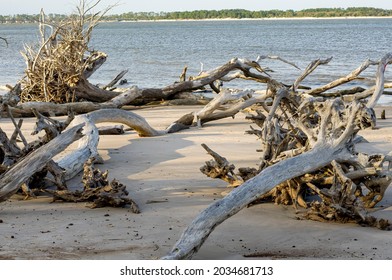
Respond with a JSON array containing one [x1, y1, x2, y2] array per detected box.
[[0, 36, 8, 47], [256, 55, 301, 70], [292, 57, 333, 91]]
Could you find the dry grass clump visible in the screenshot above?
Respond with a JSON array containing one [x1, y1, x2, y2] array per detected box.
[[20, 1, 111, 103]]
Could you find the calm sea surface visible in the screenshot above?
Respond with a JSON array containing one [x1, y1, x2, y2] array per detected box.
[[1, 18, 392, 98]]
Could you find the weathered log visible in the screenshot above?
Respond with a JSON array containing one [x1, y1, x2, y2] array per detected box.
[[0, 124, 84, 202], [163, 54, 392, 259], [6, 101, 112, 117], [73, 58, 272, 104], [55, 108, 163, 180], [165, 112, 194, 133], [3, 86, 142, 117], [163, 99, 362, 259], [74, 76, 120, 102], [164, 138, 354, 259]]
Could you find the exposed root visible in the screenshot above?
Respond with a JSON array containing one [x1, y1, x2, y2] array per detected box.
[[47, 158, 140, 212]]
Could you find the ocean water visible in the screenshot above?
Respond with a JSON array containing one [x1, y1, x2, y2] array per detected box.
[[1, 18, 392, 99]]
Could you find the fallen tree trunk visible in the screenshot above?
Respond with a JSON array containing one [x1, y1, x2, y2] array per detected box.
[[0, 123, 84, 202], [55, 108, 163, 180], [164, 150, 344, 259], [163, 99, 362, 259], [164, 53, 392, 259], [73, 58, 272, 104], [4, 86, 143, 117]]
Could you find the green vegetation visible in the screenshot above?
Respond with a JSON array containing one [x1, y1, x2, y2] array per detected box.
[[1, 7, 392, 23]]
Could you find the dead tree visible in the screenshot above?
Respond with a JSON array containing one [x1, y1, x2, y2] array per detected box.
[[163, 53, 392, 260]]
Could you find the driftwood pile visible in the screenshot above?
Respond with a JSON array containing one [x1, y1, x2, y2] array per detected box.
[[163, 54, 392, 259], [20, 3, 111, 103], [47, 157, 140, 212], [1, 1, 392, 260]]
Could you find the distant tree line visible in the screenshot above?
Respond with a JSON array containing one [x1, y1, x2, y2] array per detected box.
[[1, 7, 392, 23], [0, 13, 66, 23]]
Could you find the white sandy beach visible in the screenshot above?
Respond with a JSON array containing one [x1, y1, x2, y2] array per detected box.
[[0, 105, 391, 260]]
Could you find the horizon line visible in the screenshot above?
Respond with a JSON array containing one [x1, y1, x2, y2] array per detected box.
[[1, 6, 391, 16]]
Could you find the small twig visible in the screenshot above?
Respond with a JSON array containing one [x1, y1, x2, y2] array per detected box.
[[10, 119, 23, 144], [6, 106, 29, 149]]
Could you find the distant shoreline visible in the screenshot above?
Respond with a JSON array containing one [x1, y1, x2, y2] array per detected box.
[[111, 16, 392, 23], [2, 7, 392, 24], [2, 16, 392, 25]]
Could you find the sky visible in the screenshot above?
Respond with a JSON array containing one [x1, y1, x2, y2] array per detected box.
[[1, 0, 392, 15]]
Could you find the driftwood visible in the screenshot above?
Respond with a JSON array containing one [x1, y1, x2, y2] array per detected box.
[[200, 143, 243, 187], [103, 70, 128, 90], [15, 1, 280, 111], [0, 124, 84, 202], [54, 108, 163, 181], [4, 34, 392, 259], [15, 13, 289, 113], [3, 0, 392, 262], [20, 3, 112, 103], [98, 125, 124, 135], [163, 53, 392, 259], [163, 100, 362, 259], [3, 86, 143, 117], [0, 103, 160, 208], [47, 158, 140, 212]]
